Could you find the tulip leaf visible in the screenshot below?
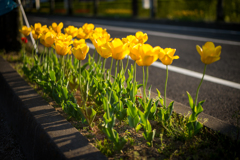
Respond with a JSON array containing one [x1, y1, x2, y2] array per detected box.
[[62, 86, 68, 101], [137, 84, 143, 89], [49, 70, 56, 81], [136, 124, 142, 132], [148, 85, 152, 99], [186, 91, 194, 111], [194, 121, 203, 135]]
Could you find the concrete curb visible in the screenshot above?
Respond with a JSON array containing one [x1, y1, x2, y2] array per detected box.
[[0, 56, 107, 160]]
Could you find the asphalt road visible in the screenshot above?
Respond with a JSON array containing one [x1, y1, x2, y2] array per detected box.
[[27, 15, 240, 126]]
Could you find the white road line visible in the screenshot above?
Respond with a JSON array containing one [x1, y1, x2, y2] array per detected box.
[[67, 21, 240, 46], [87, 42, 240, 90]]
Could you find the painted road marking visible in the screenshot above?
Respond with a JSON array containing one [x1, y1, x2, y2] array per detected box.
[[87, 42, 240, 90]]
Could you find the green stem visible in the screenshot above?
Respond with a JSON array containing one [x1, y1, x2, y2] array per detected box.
[[146, 66, 149, 96], [102, 58, 106, 79], [194, 64, 207, 107], [124, 55, 129, 74], [93, 49, 96, 60], [142, 66, 145, 103], [79, 60, 82, 94], [97, 53, 101, 65], [164, 65, 169, 108], [134, 61, 136, 84], [133, 61, 137, 102], [109, 58, 113, 80], [109, 60, 118, 102], [62, 55, 65, 79]]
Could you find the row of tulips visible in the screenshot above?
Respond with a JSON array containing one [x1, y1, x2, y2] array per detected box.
[[19, 22, 221, 151]]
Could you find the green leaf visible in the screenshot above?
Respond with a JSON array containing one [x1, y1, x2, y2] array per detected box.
[[81, 62, 89, 72], [189, 114, 197, 122], [196, 103, 204, 116], [137, 84, 143, 89], [136, 124, 142, 132], [62, 86, 68, 101], [186, 91, 194, 111], [156, 89, 161, 98], [194, 121, 203, 135], [49, 70, 56, 81]]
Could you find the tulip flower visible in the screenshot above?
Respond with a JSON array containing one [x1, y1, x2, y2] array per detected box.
[[56, 33, 73, 43], [73, 39, 86, 48], [54, 40, 72, 56], [40, 31, 56, 48], [21, 37, 28, 44], [64, 25, 78, 38], [129, 43, 142, 61], [158, 48, 179, 65], [133, 44, 159, 103], [52, 22, 63, 33], [136, 44, 159, 66], [108, 38, 130, 60], [135, 31, 148, 44], [19, 26, 31, 36], [77, 23, 94, 39], [196, 42, 221, 65], [72, 44, 89, 61], [158, 48, 179, 122], [122, 35, 138, 47]]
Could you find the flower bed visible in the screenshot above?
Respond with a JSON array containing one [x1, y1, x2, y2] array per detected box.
[[11, 22, 240, 159]]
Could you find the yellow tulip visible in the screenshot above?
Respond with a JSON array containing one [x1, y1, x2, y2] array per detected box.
[[56, 33, 72, 43], [136, 44, 159, 66], [19, 26, 31, 36], [40, 31, 56, 47], [31, 30, 39, 40], [72, 44, 89, 60], [122, 35, 138, 46], [108, 38, 130, 60], [82, 23, 94, 35], [32, 23, 42, 34], [196, 42, 221, 65], [129, 43, 142, 61], [54, 40, 72, 56], [64, 26, 78, 38], [52, 22, 63, 33], [73, 39, 85, 48], [77, 23, 95, 39], [158, 48, 179, 65], [135, 31, 148, 44]]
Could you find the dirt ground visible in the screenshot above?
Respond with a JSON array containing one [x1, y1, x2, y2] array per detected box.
[[0, 111, 26, 160]]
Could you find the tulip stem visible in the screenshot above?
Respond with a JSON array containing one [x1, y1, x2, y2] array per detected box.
[[133, 61, 136, 102], [62, 55, 65, 80], [124, 55, 129, 74], [109, 60, 118, 102], [146, 66, 149, 96], [194, 64, 207, 107], [79, 60, 82, 94], [109, 58, 113, 80], [164, 65, 169, 108], [142, 66, 145, 103], [102, 58, 106, 79], [93, 49, 96, 60], [97, 53, 101, 65]]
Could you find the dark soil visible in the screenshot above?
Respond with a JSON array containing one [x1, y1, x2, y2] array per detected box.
[[0, 111, 26, 160]]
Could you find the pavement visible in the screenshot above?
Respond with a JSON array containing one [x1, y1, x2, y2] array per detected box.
[[26, 14, 240, 127]]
